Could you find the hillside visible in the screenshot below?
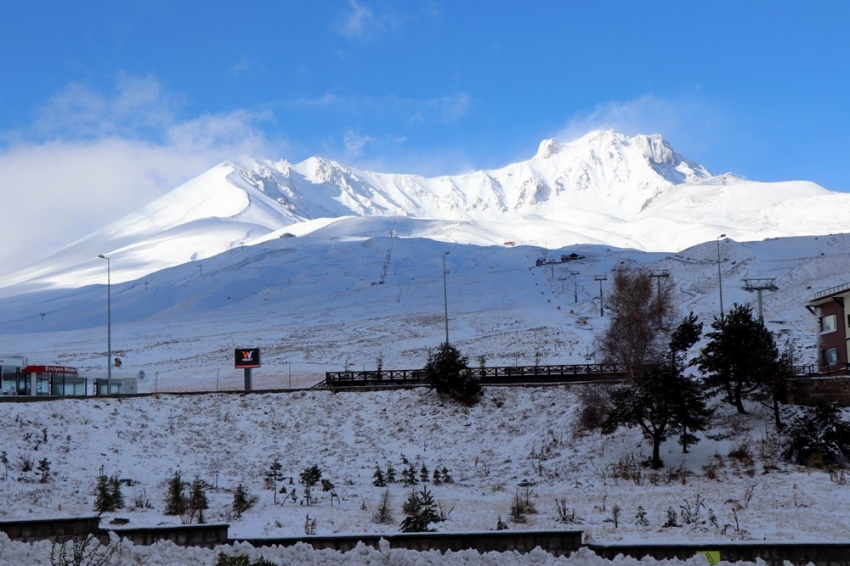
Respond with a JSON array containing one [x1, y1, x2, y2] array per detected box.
[[0, 388, 843, 546], [0, 226, 847, 387]]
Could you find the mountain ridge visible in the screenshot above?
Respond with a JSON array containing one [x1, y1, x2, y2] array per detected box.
[[0, 129, 844, 296]]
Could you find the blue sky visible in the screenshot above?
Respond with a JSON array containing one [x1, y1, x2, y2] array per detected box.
[[1, 1, 849, 267]]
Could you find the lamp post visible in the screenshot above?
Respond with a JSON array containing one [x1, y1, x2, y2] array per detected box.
[[716, 234, 726, 320], [97, 254, 111, 395], [442, 251, 450, 345]]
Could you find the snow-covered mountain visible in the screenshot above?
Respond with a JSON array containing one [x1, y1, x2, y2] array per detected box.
[[1, 129, 846, 295]]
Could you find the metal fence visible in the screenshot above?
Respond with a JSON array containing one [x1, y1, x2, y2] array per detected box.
[[325, 363, 629, 388]]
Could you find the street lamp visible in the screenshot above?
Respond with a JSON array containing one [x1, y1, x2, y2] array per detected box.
[[716, 234, 726, 320], [97, 254, 112, 395], [442, 252, 450, 345]]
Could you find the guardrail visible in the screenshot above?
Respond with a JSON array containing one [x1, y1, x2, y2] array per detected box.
[[325, 363, 629, 388]]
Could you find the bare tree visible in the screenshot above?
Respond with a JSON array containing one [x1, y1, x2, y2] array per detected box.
[[595, 269, 675, 379]]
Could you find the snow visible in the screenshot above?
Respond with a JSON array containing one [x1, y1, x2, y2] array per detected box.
[[0, 537, 739, 566], [3, 129, 849, 296]]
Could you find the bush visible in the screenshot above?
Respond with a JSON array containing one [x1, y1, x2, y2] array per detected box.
[[574, 383, 616, 432], [782, 402, 850, 466], [214, 554, 276, 566], [164, 471, 186, 516]]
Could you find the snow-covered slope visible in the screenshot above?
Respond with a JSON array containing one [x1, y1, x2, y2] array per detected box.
[[2, 129, 848, 296]]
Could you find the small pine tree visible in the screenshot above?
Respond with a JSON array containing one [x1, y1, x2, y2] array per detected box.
[[109, 476, 124, 510], [189, 477, 209, 523], [265, 459, 285, 504], [440, 467, 453, 484], [420, 464, 429, 484], [94, 468, 113, 513], [402, 463, 418, 486], [36, 458, 51, 484], [385, 463, 397, 484], [299, 465, 322, 505], [0, 451, 8, 481], [232, 483, 258, 518], [372, 465, 386, 487], [400, 486, 442, 533], [432, 468, 442, 486], [496, 516, 509, 530], [164, 471, 187, 516]]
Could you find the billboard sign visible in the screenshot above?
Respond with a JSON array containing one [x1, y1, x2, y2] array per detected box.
[[234, 348, 261, 369]]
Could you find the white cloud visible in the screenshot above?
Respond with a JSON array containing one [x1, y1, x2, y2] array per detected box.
[[335, 0, 439, 41], [438, 93, 471, 123], [556, 94, 724, 151], [338, 0, 380, 39], [343, 130, 377, 157], [0, 76, 277, 274]]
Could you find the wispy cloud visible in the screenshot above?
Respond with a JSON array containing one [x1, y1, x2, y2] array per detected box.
[[0, 75, 280, 273], [556, 94, 725, 151], [335, 0, 440, 41], [343, 130, 377, 157], [438, 93, 471, 123]]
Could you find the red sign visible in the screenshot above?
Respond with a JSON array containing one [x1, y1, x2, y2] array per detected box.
[[22, 365, 79, 376]]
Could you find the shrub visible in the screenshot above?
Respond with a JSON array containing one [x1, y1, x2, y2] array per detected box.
[[574, 383, 616, 432], [782, 402, 850, 466]]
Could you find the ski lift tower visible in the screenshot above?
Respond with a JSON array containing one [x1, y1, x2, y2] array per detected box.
[[649, 270, 670, 301], [742, 278, 778, 322], [594, 275, 608, 317]]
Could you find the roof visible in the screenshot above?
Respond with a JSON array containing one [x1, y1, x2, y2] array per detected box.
[[22, 365, 79, 375], [806, 281, 850, 306]]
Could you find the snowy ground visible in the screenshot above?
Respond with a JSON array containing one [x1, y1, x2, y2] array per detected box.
[[2, 228, 848, 391], [0, 387, 844, 547], [0, 537, 738, 566]]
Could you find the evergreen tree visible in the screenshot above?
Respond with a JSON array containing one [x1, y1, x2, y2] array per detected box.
[[36, 458, 51, 484], [94, 467, 113, 513], [697, 304, 781, 414], [232, 483, 257, 518], [385, 463, 396, 484], [0, 451, 8, 481], [189, 477, 209, 523], [782, 402, 850, 465], [420, 463, 429, 484], [372, 464, 386, 487], [423, 342, 482, 399], [109, 475, 125, 510], [265, 459, 285, 504], [440, 466, 453, 484], [432, 468, 442, 486], [603, 315, 712, 468], [400, 486, 442, 532], [401, 462, 418, 486], [299, 465, 322, 505], [164, 471, 187, 516]]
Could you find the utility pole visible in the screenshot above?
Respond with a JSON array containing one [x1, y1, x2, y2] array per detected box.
[[743, 278, 778, 321], [97, 254, 112, 395], [717, 234, 726, 319], [442, 252, 450, 345], [594, 275, 608, 317], [558, 275, 567, 294]]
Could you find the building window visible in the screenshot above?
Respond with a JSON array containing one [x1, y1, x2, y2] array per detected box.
[[824, 347, 839, 366], [821, 314, 837, 333]]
